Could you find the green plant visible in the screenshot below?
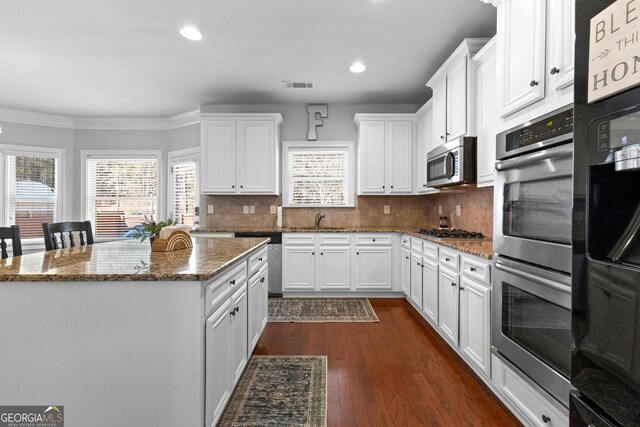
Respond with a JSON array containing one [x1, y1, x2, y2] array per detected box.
[[131, 216, 178, 242]]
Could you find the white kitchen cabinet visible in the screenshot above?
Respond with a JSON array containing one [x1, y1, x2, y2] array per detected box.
[[459, 275, 491, 377], [200, 114, 282, 195], [422, 257, 439, 325], [549, 0, 575, 92], [438, 266, 460, 345], [318, 246, 351, 290], [426, 39, 489, 146], [472, 37, 497, 187], [283, 245, 316, 290], [354, 114, 416, 195], [410, 252, 423, 307], [205, 298, 232, 427], [248, 263, 268, 354], [415, 101, 435, 193], [355, 246, 392, 290], [229, 283, 248, 386], [401, 247, 411, 296]]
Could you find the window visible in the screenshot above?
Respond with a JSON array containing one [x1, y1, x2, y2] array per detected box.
[[168, 148, 199, 228], [0, 145, 63, 239], [83, 151, 161, 239], [282, 141, 354, 207]]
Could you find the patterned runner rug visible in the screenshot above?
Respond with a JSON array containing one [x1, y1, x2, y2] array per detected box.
[[218, 355, 327, 427], [268, 298, 379, 322]]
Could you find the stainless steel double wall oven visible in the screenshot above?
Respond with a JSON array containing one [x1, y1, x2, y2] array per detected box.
[[492, 105, 574, 407]]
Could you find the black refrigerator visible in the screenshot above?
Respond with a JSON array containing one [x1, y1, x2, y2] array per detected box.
[[573, 1, 640, 426]]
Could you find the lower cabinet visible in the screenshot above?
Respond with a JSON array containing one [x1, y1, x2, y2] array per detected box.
[[355, 246, 392, 290], [438, 266, 460, 345], [318, 246, 351, 290], [459, 275, 491, 377], [248, 264, 268, 354], [229, 284, 248, 386], [410, 252, 423, 307], [421, 257, 439, 325], [205, 299, 232, 427], [401, 247, 411, 296], [283, 245, 316, 290]]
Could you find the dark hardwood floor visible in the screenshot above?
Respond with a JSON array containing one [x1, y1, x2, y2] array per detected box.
[[254, 298, 521, 427]]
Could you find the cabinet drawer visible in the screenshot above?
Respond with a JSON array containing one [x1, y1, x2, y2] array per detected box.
[[283, 233, 315, 245], [205, 262, 247, 316], [354, 234, 392, 246], [318, 234, 350, 246], [493, 355, 569, 427], [401, 235, 411, 248], [248, 246, 268, 278], [461, 256, 490, 285], [423, 242, 438, 261], [411, 238, 423, 254], [440, 248, 460, 271]]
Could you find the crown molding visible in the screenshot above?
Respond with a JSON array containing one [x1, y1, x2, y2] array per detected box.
[[167, 110, 200, 129], [353, 113, 417, 125], [0, 107, 74, 129], [416, 99, 433, 117], [73, 117, 171, 130], [426, 38, 491, 89]]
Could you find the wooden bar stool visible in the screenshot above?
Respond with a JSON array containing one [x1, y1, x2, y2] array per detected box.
[[0, 225, 23, 259], [42, 221, 95, 251]]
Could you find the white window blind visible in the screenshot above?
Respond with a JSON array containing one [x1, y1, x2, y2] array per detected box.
[[171, 160, 198, 227], [287, 149, 348, 206], [86, 158, 158, 239], [5, 154, 58, 238]]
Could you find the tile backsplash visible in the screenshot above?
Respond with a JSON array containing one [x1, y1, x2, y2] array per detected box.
[[203, 186, 494, 236]]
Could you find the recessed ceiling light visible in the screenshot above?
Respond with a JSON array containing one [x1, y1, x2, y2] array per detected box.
[[179, 26, 203, 41], [349, 62, 366, 73]]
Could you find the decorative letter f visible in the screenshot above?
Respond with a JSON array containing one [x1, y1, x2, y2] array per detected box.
[[307, 104, 328, 141]]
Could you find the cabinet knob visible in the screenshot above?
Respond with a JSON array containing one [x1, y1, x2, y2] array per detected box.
[[235, 306, 240, 313], [541, 415, 551, 424], [446, 132, 450, 136], [357, 252, 360, 255], [259, 257, 263, 261], [451, 282, 456, 287], [423, 184, 427, 187], [231, 185, 235, 189], [405, 256, 409, 259], [445, 257, 450, 262], [260, 277, 265, 283], [550, 67, 560, 75], [390, 185, 394, 189], [373, 238, 376, 242], [230, 310, 236, 316], [440, 135, 445, 139], [312, 252, 315, 255], [320, 252, 323, 255], [240, 185, 243, 188], [382, 185, 385, 189], [530, 80, 539, 87], [459, 287, 465, 291], [470, 266, 476, 272], [230, 279, 236, 285]]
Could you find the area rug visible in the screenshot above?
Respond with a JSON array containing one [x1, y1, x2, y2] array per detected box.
[[218, 355, 327, 427], [268, 298, 379, 322]]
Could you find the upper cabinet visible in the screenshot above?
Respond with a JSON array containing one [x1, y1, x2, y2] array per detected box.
[[490, 0, 574, 127], [354, 114, 416, 195], [200, 114, 282, 195], [426, 39, 490, 147], [472, 37, 497, 187], [415, 101, 437, 194]]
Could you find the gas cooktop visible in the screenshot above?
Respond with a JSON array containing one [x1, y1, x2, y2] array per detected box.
[[417, 228, 485, 240]]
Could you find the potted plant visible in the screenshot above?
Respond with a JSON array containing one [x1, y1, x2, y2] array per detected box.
[[131, 216, 178, 244]]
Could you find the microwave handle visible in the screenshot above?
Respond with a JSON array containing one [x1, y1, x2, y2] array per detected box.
[[608, 202, 640, 263], [495, 144, 573, 171]]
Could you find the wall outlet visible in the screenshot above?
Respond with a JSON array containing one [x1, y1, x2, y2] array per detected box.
[[270, 205, 277, 215], [249, 205, 255, 214], [456, 205, 461, 216], [438, 205, 443, 215], [207, 204, 214, 214], [243, 206, 249, 215], [384, 205, 390, 215]]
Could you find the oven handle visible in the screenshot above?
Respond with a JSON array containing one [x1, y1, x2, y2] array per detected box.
[[495, 143, 573, 171], [494, 257, 571, 294]]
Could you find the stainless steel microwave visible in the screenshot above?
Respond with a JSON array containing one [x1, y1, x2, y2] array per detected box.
[[426, 137, 476, 188]]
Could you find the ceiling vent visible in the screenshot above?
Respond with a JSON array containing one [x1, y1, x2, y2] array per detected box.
[[282, 81, 314, 89]]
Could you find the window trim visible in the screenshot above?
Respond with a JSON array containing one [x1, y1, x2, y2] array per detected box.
[[282, 141, 355, 208], [81, 150, 163, 241], [167, 147, 200, 228], [0, 144, 65, 245]]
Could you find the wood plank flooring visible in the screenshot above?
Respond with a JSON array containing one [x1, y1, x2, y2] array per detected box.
[[254, 298, 521, 427]]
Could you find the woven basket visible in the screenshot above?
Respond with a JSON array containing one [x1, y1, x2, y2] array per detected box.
[[151, 230, 193, 252]]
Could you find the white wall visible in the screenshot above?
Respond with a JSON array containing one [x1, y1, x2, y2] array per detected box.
[[168, 123, 199, 151]]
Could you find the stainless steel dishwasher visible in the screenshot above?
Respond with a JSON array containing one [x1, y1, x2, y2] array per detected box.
[[234, 232, 282, 297]]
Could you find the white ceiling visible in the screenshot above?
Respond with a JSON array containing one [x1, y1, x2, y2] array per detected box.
[[0, 0, 496, 118]]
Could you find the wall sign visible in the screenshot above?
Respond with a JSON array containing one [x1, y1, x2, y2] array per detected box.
[[589, 0, 640, 103], [307, 104, 328, 140]]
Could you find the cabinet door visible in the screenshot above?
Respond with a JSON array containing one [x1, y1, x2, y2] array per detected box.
[[205, 299, 231, 427], [438, 266, 460, 345], [497, 0, 547, 117], [459, 276, 491, 377], [230, 284, 248, 386], [549, 0, 575, 91], [422, 258, 439, 325], [446, 59, 468, 141], [475, 41, 497, 187], [416, 105, 433, 193], [283, 246, 316, 290], [318, 246, 351, 290], [358, 121, 386, 194], [432, 78, 448, 146], [201, 121, 237, 193], [401, 247, 411, 296], [247, 272, 262, 354], [239, 121, 276, 194], [387, 121, 412, 193], [355, 247, 392, 290], [259, 264, 269, 333], [410, 252, 423, 307]]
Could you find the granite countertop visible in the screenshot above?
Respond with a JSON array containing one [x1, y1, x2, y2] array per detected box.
[[0, 237, 269, 282], [195, 227, 493, 260]]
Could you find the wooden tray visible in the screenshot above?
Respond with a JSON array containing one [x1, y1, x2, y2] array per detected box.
[[151, 231, 193, 252]]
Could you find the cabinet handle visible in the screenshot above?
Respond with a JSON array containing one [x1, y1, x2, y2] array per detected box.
[[235, 306, 240, 313], [446, 132, 450, 136], [230, 310, 236, 316], [260, 277, 265, 283], [451, 282, 456, 287], [459, 287, 465, 291], [530, 80, 539, 87], [470, 266, 476, 272], [230, 279, 236, 285], [541, 415, 551, 424], [440, 135, 444, 139], [423, 184, 427, 187], [259, 257, 263, 261], [550, 67, 560, 75], [445, 257, 450, 262]]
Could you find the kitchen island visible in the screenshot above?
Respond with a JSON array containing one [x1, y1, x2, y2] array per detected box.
[[0, 237, 270, 427]]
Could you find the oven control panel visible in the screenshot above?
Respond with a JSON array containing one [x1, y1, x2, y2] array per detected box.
[[505, 109, 574, 153]]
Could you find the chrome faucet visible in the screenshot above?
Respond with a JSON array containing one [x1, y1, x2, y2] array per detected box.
[[315, 212, 326, 229]]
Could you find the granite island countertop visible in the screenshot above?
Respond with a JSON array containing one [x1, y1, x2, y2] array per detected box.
[[0, 237, 269, 282], [195, 227, 493, 260]]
